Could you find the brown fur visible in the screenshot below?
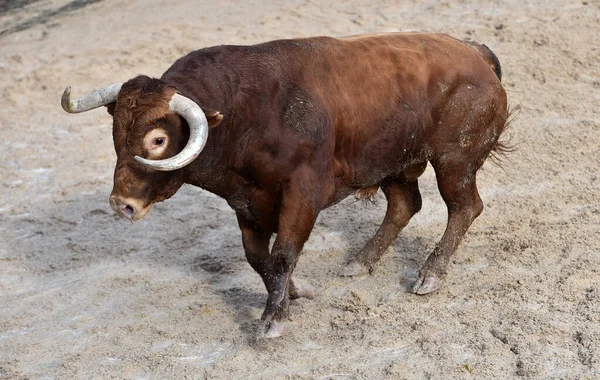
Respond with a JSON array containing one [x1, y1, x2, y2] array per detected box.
[[105, 32, 510, 332]]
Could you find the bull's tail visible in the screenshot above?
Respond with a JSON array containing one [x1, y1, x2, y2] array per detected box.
[[463, 41, 515, 164], [464, 41, 502, 81], [489, 106, 517, 166]]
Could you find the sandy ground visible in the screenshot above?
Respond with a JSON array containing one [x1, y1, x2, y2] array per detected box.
[[1, 0, 599, 378]]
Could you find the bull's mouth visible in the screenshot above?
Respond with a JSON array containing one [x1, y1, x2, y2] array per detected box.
[[109, 195, 153, 222]]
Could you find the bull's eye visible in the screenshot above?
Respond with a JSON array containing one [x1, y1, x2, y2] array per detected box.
[[143, 128, 168, 155]]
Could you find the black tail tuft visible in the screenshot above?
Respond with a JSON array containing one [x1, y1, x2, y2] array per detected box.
[[464, 41, 502, 81], [481, 44, 502, 81]]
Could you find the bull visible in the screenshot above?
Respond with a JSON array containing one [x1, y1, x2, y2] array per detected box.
[[62, 32, 509, 338]]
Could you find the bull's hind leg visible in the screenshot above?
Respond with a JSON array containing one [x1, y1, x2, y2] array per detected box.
[[412, 165, 483, 294], [341, 169, 424, 277], [412, 85, 507, 295]]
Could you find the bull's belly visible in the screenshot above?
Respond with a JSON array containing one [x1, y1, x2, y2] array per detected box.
[[324, 159, 428, 209], [323, 182, 357, 209], [323, 171, 386, 209]]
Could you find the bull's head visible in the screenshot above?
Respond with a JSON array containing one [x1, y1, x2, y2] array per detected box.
[[61, 76, 221, 221]]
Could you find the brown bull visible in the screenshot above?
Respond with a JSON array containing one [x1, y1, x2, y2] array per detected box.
[[62, 32, 509, 338]]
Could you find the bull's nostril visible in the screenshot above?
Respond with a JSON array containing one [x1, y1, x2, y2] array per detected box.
[[122, 204, 135, 218]]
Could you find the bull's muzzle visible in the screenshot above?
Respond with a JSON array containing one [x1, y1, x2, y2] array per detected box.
[[109, 195, 150, 222]]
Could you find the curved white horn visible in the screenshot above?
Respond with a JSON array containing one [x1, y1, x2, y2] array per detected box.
[[61, 83, 122, 113], [134, 94, 209, 171]]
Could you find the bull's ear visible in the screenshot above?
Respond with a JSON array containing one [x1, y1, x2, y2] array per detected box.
[[204, 110, 224, 128], [105, 102, 116, 116]]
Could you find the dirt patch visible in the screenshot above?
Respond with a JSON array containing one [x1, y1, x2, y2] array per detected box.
[[0, 0, 104, 36]]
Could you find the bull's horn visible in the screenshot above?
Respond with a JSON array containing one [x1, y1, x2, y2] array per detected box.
[[134, 94, 208, 171], [61, 83, 122, 113]]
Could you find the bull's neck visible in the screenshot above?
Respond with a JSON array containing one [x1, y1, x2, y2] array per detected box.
[[181, 125, 230, 195], [162, 64, 242, 197]]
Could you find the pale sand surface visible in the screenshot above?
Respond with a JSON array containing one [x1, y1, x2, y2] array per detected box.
[[1, 0, 599, 378]]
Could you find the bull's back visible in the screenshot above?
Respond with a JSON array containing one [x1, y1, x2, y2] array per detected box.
[[305, 33, 500, 126]]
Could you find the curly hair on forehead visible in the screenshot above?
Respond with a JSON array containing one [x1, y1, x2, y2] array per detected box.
[[122, 75, 171, 95], [117, 77, 178, 125]]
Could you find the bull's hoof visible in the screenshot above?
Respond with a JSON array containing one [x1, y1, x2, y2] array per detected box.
[[412, 275, 440, 295], [257, 320, 286, 340], [289, 278, 315, 300], [339, 260, 369, 277]]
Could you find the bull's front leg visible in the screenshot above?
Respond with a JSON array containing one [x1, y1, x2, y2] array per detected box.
[[258, 172, 320, 339], [236, 213, 315, 340]]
